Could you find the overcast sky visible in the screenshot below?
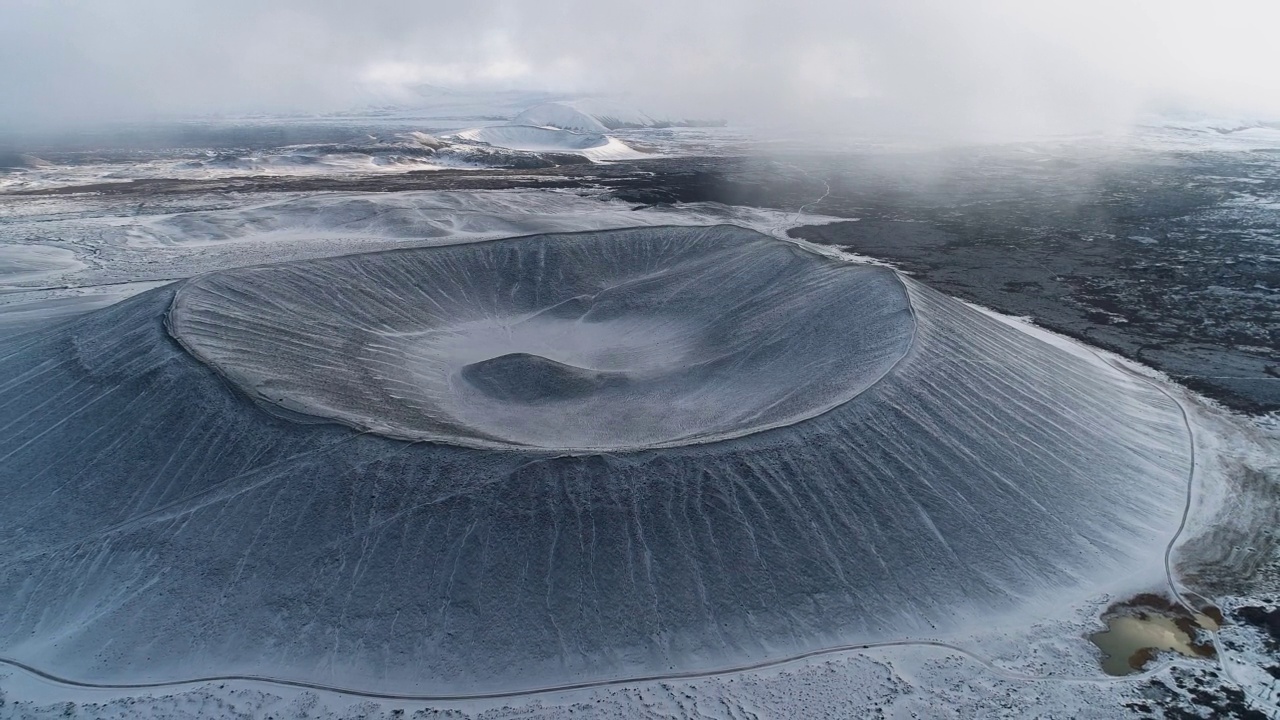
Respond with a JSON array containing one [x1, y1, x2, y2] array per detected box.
[[2, 0, 1278, 135]]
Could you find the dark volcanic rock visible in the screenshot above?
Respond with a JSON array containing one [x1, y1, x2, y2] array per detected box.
[[461, 352, 629, 403], [1237, 606, 1280, 646]]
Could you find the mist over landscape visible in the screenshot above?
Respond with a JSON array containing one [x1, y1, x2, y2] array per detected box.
[[1, 2, 1278, 719], [3, 0, 1279, 136]]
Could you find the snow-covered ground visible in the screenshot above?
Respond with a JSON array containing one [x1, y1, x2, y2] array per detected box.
[[0, 623, 1210, 719], [0, 139, 452, 193]]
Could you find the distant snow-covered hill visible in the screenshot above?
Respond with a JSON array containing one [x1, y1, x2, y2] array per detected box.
[[448, 124, 649, 161], [513, 99, 724, 131]]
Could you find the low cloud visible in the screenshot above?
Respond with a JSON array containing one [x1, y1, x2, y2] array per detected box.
[[2, 0, 1277, 137]]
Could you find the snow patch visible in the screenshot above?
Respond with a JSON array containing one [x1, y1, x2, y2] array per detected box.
[[449, 125, 648, 161]]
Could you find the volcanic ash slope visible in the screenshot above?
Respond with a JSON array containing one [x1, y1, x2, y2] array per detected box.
[[0, 225, 1189, 693]]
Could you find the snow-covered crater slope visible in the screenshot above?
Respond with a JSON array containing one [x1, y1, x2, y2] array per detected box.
[[0, 225, 1190, 695]]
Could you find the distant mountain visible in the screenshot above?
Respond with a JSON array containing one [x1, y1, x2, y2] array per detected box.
[[1138, 108, 1280, 136], [0, 151, 51, 169], [513, 99, 725, 131]]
